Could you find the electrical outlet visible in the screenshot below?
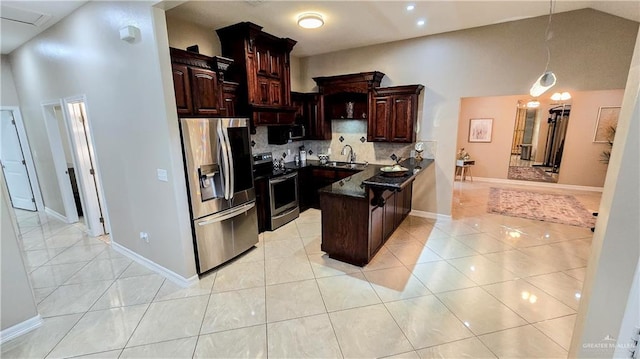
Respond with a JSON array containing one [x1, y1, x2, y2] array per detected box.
[[139, 232, 149, 243]]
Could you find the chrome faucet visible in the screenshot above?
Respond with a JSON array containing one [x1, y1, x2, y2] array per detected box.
[[341, 144, 356, 163]]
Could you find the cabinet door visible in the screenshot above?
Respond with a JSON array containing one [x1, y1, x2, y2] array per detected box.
[[254, 177, 269, 233], [269, 80, 281, 106], [269, 52, 281, 78], [368, 97, 391, 141], [382, 190, 396, 240], [297, 167, 313, 212], [390, 95, 415, 142], [395, 187, 405, 227], [370, 205, 384, 257], [191, 68, 222, 116], [256, 47, 270, 76], [402, 182, 413, 217], [310, 95, 331, 140], [257, 77, 270, 104], [222, 83, 238, 117], [291, 92, 305, 122], [172, 64, 192, 115]]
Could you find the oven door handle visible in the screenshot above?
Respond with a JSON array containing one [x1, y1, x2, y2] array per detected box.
[[269, 173, 297, 184], [197, 201, 255, 226], [272, 206, 298, 220]]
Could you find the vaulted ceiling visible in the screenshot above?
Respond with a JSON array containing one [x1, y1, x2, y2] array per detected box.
[[165, 1, 640, 57], [2, 1, 638, 56]]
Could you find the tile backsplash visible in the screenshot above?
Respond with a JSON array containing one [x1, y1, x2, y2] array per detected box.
[[251, 120, 436, 165]]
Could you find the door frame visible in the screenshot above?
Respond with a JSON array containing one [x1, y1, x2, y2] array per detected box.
[[62, 95, 111, 236], [41, 100, 79, 223], [0, 106, 44, 211]]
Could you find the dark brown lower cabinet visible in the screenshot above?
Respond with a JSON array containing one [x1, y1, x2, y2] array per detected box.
[[320, 181, 414, 266], [254, 177, 269, 233], [299, 166, 359, 210]]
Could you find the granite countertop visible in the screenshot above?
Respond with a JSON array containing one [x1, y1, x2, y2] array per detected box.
[[285, 158, 434, 199]]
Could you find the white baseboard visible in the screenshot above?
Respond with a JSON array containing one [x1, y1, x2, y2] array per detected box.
[[410, 209, 452, 222], [0, 315, 42, 344], [44, 207, 72, 223], [111, 241, 198, 288], [472, 177, 604, 192]]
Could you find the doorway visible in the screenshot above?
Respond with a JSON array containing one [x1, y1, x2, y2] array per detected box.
[[42, 97, 109, 237], [0, 108, 42, 211]]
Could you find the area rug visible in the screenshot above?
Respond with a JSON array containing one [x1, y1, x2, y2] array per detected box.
[[508, 166, 557, 183], [487, 187, 596, 227]]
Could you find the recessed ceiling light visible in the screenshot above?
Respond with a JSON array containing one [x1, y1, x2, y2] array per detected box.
[[417, 19, 425, 26], [297, 12, 324, 29], [406, 4, 415, 11]]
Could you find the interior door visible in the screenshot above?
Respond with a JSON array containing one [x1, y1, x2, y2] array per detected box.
[[0, 110, 36, 211], [66, 101, 106, 236]]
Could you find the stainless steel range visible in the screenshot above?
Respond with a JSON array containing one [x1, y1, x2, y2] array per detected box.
[[179, 117, 258, 274], [253, 152, 299, 230]]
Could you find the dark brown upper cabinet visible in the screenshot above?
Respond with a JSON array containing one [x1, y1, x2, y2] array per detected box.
[[169, 47, 233, 117], [369, 85, 424, 143], [313, 72, 385, 122], [291, 92, 329, 140], [216, 22, 297, 129]]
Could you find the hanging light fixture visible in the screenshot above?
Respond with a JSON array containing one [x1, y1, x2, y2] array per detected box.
[[530, 0, 557, 97], [297, 12, 324, 29]]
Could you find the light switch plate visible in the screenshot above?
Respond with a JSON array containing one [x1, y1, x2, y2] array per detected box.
[[157, 168, 168, 182]]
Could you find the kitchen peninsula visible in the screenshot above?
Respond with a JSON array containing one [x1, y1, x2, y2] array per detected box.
[[289, 158, 433, 266]]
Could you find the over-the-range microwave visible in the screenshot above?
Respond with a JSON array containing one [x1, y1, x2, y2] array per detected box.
[[267, 124, 306, 145]]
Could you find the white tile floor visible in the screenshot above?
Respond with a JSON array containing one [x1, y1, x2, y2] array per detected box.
[[1, 181, 600, 358]]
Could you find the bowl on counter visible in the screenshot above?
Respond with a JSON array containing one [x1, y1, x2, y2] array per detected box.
[[380, 164, 409, 177]]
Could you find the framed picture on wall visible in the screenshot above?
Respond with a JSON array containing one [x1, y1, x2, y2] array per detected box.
[[593, 106, 620, 143], [468, 118, 493, 143]]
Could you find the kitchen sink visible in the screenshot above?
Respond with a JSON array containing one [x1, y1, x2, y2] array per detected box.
[[323, 161, 368, 170]]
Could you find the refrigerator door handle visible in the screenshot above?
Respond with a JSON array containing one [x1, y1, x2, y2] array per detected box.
[[216, 121, 231, 200], [196, 201, 256, 226], [221, 121, 235, 199]]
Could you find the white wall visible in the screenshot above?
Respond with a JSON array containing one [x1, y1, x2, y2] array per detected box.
[[1, 55, 20, 107], [2, 56, 64, 215], [1, 176, 38, 331], [9, 1, 196, 279], [166, 16, 220, 57], [300, 9, 638, 214], [570, 24, 640, 357]]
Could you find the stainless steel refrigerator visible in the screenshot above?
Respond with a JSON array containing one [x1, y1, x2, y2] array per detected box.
[[179, 117, 258, 274]]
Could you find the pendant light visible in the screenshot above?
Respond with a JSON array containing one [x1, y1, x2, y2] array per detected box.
[[530, 0, 557, 97]]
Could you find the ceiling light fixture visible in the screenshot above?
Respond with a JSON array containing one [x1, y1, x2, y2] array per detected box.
[[417, 19, 425, 26], [529, 0, 557, 97], [406, 4, 415, 11], [297, 12, 324, 29]]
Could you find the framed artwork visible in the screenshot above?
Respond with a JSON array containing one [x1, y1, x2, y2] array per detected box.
[[593, 106, 620, 143], [468, 118, 493, 143]]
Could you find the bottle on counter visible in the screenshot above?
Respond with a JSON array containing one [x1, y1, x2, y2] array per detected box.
[[299, 150, 306, 164]]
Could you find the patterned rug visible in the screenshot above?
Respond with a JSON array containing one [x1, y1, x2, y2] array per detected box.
[[487, 188, 596, 227], [508, 166, 557, 183]]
